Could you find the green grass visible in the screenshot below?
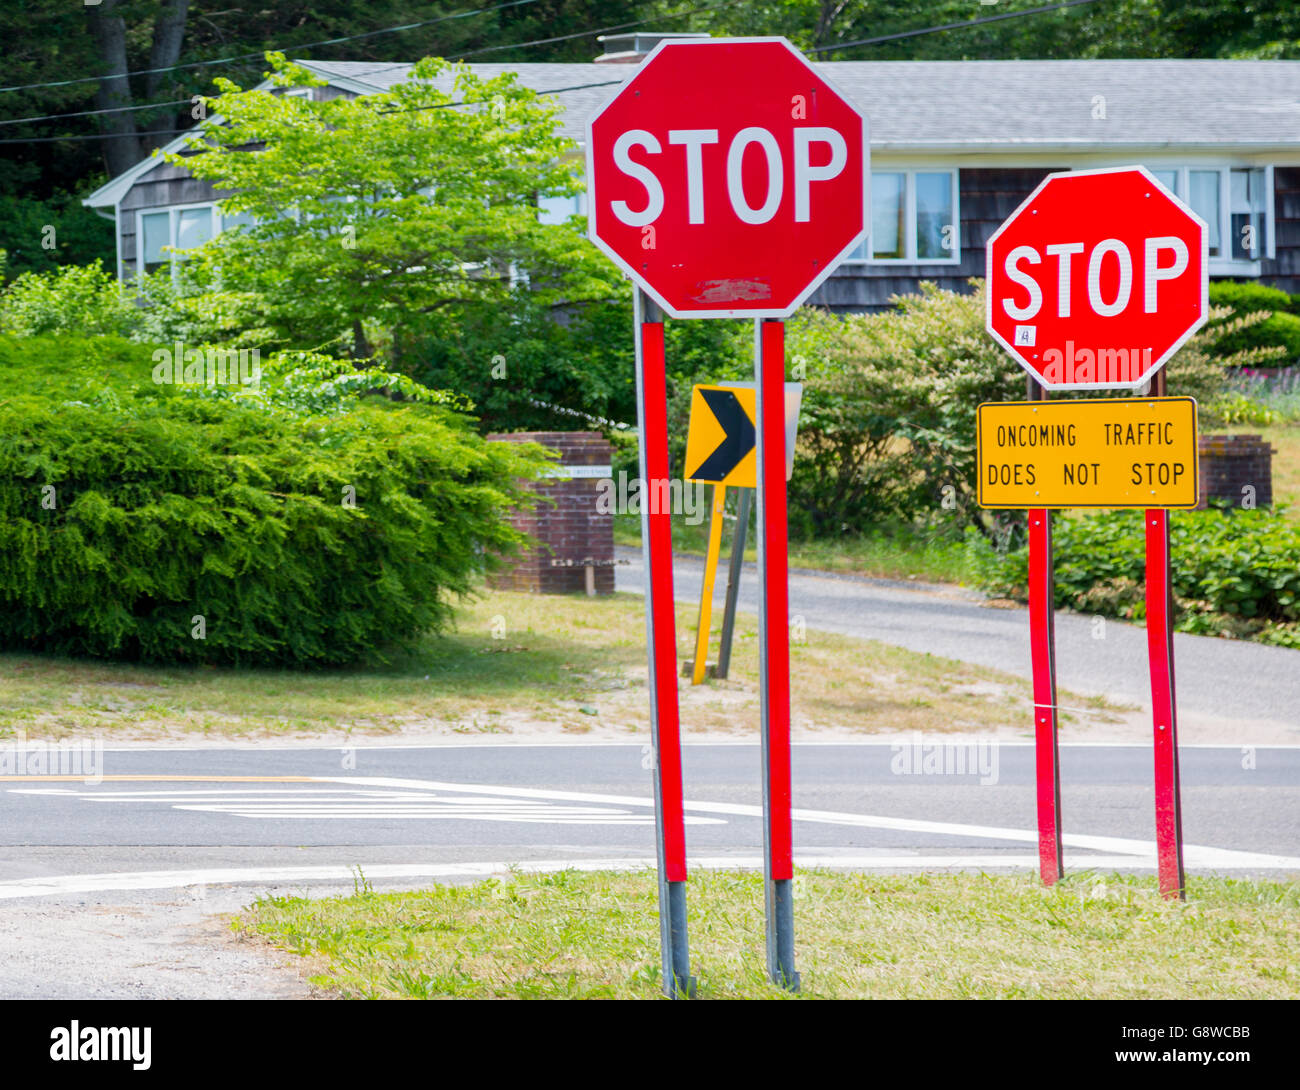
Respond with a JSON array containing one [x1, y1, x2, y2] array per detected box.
[[0, 586, 1128, 740], [237, 868, 1300, 999]]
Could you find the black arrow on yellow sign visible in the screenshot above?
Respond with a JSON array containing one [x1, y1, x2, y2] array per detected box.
[[687, 388, 756, 483]]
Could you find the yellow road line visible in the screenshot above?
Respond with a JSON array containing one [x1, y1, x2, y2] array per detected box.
[[0, 775, 320, 782]]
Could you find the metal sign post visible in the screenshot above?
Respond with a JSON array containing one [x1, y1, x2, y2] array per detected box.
[[1025, 377, 1064, 886], [715, 488, 752, 680], [755, 318, 798, 991], [985, 166, 1205, 896], [1146, 367, 1187, 900], [633, 289, 695, 997], [587, 35, 866, 996]]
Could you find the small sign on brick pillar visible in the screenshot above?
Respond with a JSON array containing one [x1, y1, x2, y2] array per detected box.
[[1197, 433, 1275, 510], [486, 431, 616, 595]]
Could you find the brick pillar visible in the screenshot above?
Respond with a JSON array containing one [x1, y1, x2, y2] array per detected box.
[[486, 431, 616, 594], [1197, 434, 1274, 509]]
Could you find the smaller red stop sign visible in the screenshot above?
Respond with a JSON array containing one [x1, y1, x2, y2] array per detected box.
[[986, 167, 1208, 390]]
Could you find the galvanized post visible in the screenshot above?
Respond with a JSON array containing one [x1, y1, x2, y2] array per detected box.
[[715, 488, 752, 680], [633, 289, 696, 997]]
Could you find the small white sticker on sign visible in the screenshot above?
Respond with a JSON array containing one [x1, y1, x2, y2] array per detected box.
[[1015, 326, 1036, 347]]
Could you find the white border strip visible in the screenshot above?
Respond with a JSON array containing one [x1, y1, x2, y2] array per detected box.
[[2, 850, 1295, 902]]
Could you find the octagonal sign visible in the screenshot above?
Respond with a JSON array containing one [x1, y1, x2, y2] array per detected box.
[[986, 166, 1208, 390], [586, 37, 869, 319]]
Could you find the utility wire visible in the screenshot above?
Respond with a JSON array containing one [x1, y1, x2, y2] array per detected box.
[[0, 97, 194, 129], [808, 0, 1107, 54], [2, 0, 1098, 135], [0, 77, 624, 145], [0, 0, 542, 95], [0, 0, 728, 128]]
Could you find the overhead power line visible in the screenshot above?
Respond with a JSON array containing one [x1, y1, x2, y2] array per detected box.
[[808, 0, 1107, 54], [3, 0, 1096, 137], [0, 0, 732, 130], [0, 98, 194, 129], [0, 0, 542, 95], [0, 78, 624, 145]]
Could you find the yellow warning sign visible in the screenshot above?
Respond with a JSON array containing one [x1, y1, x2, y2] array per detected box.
[[684, 383, 801, 487], [977, 397, 1199, 509]]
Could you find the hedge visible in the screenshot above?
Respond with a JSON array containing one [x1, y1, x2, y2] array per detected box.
[[0, 336, 545, 666], [968, 506, 1300, 647], [1208, 281, 1300, 362]]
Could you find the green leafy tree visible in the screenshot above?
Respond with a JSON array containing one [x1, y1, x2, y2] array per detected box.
[[168, 54, 615, 360]]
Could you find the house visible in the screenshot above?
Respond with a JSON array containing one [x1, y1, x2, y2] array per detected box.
[[83, 34, 1300, 312]]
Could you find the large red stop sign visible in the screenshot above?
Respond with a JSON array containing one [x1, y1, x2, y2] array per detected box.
[[986, 167, 1208, 390], [585, 38, 868, 318]]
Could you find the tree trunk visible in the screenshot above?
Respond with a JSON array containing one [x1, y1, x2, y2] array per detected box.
[[143, 0, 191, 146], [86, 0, 140, 177], [352, 319, 372, 361]]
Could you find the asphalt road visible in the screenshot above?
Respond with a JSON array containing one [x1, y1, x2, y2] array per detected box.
[[616, 548, 1300, 737], [3, 741, 1295, 998], [3, 742, 1297, 898]]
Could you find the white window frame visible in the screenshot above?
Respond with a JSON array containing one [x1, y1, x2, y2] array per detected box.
[[844, 168, 961, 265], [537, 191, 587, 225], [135, 201, 221, 278], [1145, 164, 1274, 275]]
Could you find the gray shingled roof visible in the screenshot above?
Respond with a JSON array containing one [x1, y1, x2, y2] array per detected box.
[[300, 58, 1300, 150]]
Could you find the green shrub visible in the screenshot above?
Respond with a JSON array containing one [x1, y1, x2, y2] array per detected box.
[[1211, 310, 1300, 364], [969, 506, 1300, 647], [1205, 390, 1282, 426], [1206, 282, 1300, 363], [0, 260, 143, 338], [1208, 281, 1293, 316], [0, 338, 545, 666]]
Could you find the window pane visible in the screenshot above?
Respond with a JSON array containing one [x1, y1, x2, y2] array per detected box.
[[915, 172, 953, 260], [176, 207, 213, 252], [538, 194, 580, 225], [1189, 171, 1221, 257], [1230, 167, 1265, 260], [141, 211, 170, 267], [220, 210, 256, 233], [871, 172, 905, 259], [1149, 169, 1178, 194]]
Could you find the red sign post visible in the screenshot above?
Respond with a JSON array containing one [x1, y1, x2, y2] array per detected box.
[[986, 167, 1207, 899], [587, 37, 868, 991]]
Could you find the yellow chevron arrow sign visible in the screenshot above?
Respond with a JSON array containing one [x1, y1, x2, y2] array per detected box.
[[684, 383, 803, 488]]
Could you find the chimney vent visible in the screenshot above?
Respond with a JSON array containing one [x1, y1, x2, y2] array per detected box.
[[594, 31, 711, 64]]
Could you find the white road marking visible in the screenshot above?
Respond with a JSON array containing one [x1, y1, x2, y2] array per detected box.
[[7, 777, 1298, 883], [5, 783, 723, 827], [84, 741, 1300, 750], [322, 776, 1300, 871], [0, 854, 1241, 901]]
